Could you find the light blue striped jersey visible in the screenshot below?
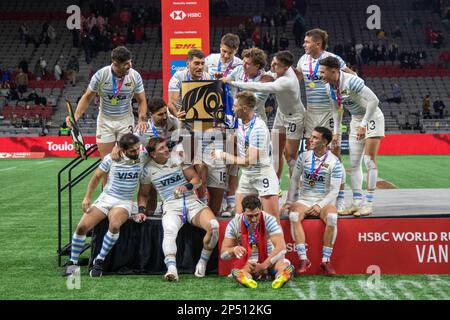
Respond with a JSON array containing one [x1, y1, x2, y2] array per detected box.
[[88, 65, 145, 118], [225, 212, 282, 261], [237, 116, 272, 174], [295, 150, 343, 201], [228, 65, 269, 119], [195, 129, 226, 169], [205, 53, 242, 76], [99, 153, 144, 200], [297, 51, 346, 112], [326, 71, 383, 118], [168, 69, 213, 111], [140, 155, 193, 202], [135, 112, 181, 146]]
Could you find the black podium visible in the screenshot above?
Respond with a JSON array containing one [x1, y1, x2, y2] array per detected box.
[[89, 217, 219, 275]]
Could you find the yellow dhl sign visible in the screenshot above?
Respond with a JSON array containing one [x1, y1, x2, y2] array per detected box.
[[170, 38, 202, 55]]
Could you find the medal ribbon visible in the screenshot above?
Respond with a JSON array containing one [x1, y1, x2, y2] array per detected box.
[[149, 121, 159, 138], [329, 76, 342, 110], [218, 59, 234, 77], [243, 215, 259, 247], [242, 114, 257, 148], [310, 151, 329, 181], [308, 52, 323, 82], [112, 71, 125, 98], [186, 71, 203, 81], [182, 193, 187, 224]]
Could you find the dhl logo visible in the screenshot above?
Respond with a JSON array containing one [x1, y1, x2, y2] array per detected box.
[[170, 38, 202, 55]]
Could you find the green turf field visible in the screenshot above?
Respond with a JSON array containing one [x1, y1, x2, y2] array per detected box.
[[0, 156, 449, 300]]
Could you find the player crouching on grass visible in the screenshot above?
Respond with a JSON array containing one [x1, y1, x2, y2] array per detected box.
[[221, 195, 294, 289], [282, 127, 342, 276], [63, 133, 143, 278], [138, 137, 219, 281]]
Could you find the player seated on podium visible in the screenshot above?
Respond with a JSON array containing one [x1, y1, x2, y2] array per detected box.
[[220, 195, 294, 289]]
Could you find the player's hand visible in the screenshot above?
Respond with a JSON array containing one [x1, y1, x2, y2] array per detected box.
[[175, 185, 188, 193], [132, 213, 147, 223], [220, 77, 232, 84], [214, 72, 224, 79], [82, 197, 92, 213], [253, 263, 267, 278], [305, 204, 321, 216], [176, 109, 186, 121], [111, 145, 123, 162], [331, 134, 340, 149], [233, 246, 247, 259], [357, 126, 366, 141], [136, 120, 149, 134], [260, 74, 275, 83], [211, 150, 223, 160], [281, 203, 292, 212], [66, 116, 74, 129]]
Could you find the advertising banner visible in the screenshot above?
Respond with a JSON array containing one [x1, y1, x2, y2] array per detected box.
[[161, 0, 210, 102], [218, 218, 450, 275]]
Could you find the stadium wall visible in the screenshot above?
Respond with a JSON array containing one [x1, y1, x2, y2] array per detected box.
[[0, 134, 450, 158]]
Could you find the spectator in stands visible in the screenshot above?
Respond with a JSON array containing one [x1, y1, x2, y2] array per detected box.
[[47, 23, 56, 42], [25, 90, 39, 105], [252, 27, 261, 48], [47, 94, 57, 107], [269, 34, 279, 54], [439, 50, 450, 69], [66, 56, 79, 87], [355, 42, 363, 66], [10, 113, 22, 128], [392, 25, 402, 38], [386, 83, 402, 103], [31, 114, 42, 128], [54, 61, 63, 81], [279, 33, 289, 51], [112, 32, 125, 48], [19, 24, 29, 43], [423, 95, 432, 119], [135, 25, 145, 43], [388, 41, 399, 64], [1, 68, 12, 83], [16, 68, 28, 95], [39, 57, 47, 77], [58, 122, 70, 136], [18, 58, 29, 74], [21, 115, 30, 128], [292, 12, 305, 47], [119, 7, 131, 27], [376, 29, 386, 40], [262, 31, 271, 52], [433, 97, 446, 119]]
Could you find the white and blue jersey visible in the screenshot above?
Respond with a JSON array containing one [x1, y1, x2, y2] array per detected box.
[[295, 150, 343, 202], [297, 51, 346, 112], [326, 71, 383, 119], [225, 212, 281, 261], [135, 112, 181, 146], [99, 154, 143, 200], [228, 65, 269, 120], [88, 65, 145, 118], [140, 155, 192, 202], [236, 116, 272, 174], [205, 53, 242, 77], [168, 69, 212, 111]]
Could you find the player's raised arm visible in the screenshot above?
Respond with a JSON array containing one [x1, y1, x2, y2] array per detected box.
[[66, 89, 96, 128]]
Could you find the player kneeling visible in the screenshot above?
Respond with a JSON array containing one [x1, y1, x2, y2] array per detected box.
[[138, 137, 219, 281], [221, 195, 294, 289], [282, 127, 341, 276], [63, 133, 143, 278]]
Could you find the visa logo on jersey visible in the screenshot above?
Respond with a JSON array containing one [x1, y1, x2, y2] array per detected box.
[[160, 174, 183, 186], [170, 38, 202, 55], [118, 172, 139, 179]]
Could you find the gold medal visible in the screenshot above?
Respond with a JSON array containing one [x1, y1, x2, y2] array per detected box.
[[309, 82, 316, 89], [309, 179, 316, 187], [252, 243, 258, 251], [111, 97, 118, 105]]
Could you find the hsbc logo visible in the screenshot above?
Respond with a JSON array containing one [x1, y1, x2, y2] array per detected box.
[[170, 10, 202, 20], [170, 10, 186, 20]]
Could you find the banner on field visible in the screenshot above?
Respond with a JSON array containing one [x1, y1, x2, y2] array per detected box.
[[218, 217, 450, 275], [0, 136, 99, 157], [161, 0, 210, 102]]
